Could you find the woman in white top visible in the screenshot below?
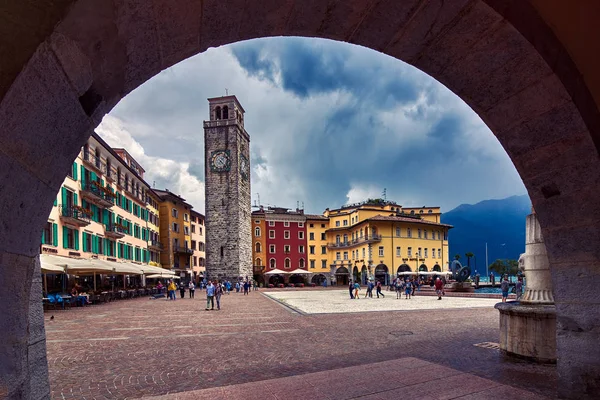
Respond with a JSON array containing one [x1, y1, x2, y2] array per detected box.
[[188, 281, 195, 299]]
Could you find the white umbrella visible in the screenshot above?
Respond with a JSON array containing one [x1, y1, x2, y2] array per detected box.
[[264, 269, 289, 275], [289, 269, 311, 274], [398, 271, 417, 276]]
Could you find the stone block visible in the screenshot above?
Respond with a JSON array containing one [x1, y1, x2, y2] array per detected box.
[[0, 41, 92, 190], [49, 32, 93, 96], [27, 339, 50, 400], [543, 224, 600, 265], [199, 0, 246, 49], [0, 152, 59, 256], [550, 265, 600, 309], [556, 329, 600, 399], [532, 187, 600, 233]]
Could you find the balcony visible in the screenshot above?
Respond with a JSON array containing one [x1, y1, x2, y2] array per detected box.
[[173, 246, 194, 255], [80, 182, 114, 208], [148, 240, 164, 251], [59, 205, 91, 227], [327, 234, 382, 249], [82, 152, 107, 175], [104, 223, 127, 239]]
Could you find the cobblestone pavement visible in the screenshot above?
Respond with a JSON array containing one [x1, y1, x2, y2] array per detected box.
[[264, 290, 501, 314], [147, 357, 550, 400], [45, 289, 556, 399]]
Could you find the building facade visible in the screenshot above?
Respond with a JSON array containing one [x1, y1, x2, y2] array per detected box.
[[203, 95, 252, 281], [251, 200, 452, 286], [154, 189, 194, 279], [190, 210, 206, 281], [42, 133, 164, 271]]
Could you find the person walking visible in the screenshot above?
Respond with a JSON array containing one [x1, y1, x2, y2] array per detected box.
[[215, 280, 223, 310], [501, 275, 510, 302], [226, 280, 231, 294], [404, 279, 412, 300], [395, 278, 402, 299], [434, 277, 444, 300], [515, 277, 523, 301], [168, 280, 177, 301], [348, 281, 354, 299], [376, 281, 385, 298], [353, 281, 361, 299], [243, 280, 250, 295], [188, 281, 195, 298], [179, 281, 186, 299], [205, 280, 215, 310]]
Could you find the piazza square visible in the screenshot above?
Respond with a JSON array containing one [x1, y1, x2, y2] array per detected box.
[[263, 289, 501, 314]]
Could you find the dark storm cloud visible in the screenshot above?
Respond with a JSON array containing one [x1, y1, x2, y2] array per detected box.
[[231, 38, 419, 106]]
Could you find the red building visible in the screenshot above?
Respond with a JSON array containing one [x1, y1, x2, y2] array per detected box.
[[253, 206, 307, 286]]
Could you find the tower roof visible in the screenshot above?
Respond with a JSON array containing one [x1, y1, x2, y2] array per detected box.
[[207, 95, 245, 113]]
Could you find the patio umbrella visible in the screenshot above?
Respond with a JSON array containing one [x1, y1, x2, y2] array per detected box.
[[289, 269, 311, 274], [264, 269, 289, 275]]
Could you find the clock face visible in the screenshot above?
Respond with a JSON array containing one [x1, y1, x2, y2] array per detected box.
[[239, 154, 249, 180], [210, 150, 231, 172]]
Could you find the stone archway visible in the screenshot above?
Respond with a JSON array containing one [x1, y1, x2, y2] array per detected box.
[[1, 1, 600, 398], [311, 274, 327, 286], [397, 264, 412, 274], [374, 264, 389, 285], [335, 267, 349, 286], [433, 264, 441, 272]]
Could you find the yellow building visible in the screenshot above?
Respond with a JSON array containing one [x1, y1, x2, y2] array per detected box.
[[325, 200, 451, 285], [190, 210, 206, 281], [155, 189, 195, 280], [306, 215, 330, 284], [251, 211, 267, 278]]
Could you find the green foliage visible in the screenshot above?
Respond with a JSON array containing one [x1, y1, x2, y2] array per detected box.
[[454, 254, 461, 260], [489, 259, 519, 276]]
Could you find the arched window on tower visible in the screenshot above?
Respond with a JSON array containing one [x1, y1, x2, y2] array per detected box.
[[255, 257, 262, 266], [215, 106, 222, 120], [255, 242, 261, 253], [299, 258, 305, 269], [284, 258, 291, 269], [223, 105, 229, 119], [255, 227, 261, 237], [270, 258, 276, 269]]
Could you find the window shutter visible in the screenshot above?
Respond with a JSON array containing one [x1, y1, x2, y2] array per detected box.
[[118, 243, 122, 258], [61, 187, 67, 207], [91, 171, 97, 182], [54, 198, 57, 206], [101, 179, 104, 187], [52, 224, 58, 247], [63, 227, 69, 249], [72, 163, 78, 180], [41, 229, 45, 245], [73, 193, 78, 206], [93, 235, 98, 254], [74, 230, 79, 251], [82, 232, 87, 252], [81, 166, 86, 186]]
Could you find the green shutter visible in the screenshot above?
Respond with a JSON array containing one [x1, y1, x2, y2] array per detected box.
[[41, 229, 45, 245], [91, 171, 97, 182], [54, 197, 57, 206], [63, 227, 69, 249], [118, 243, 122, 258], [103, 209, 109, 226], [93, 235, 98, 254], [74, 230, 79, 251], [82, 232, 87, 252], [52, 224, 58, 247], [81, 166, 86, 186], [72, 163, 78, 180], [73, 193, 78, 206], [101, 179, 105, 187], [61, 187, 67, 207]]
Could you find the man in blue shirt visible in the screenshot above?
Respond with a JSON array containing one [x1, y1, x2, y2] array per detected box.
[[205, 280, 215, 311]]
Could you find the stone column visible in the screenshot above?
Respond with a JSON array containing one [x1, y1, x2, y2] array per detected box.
[[520, 213, 554, 304], [495, 212, 556, 363]]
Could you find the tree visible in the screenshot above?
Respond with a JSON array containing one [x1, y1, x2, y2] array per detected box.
[[454, 254, 461, 260], [465, 252, 474, 268], [489, 259, 519, 276]]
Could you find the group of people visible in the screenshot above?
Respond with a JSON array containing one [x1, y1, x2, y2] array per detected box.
[[501, 275, 523, 302], [348, 280, 385, 299]]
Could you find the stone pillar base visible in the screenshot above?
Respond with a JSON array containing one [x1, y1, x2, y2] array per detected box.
[[495, 302, 556, 363]]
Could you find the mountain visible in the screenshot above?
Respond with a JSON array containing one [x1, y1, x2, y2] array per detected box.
[[441, 195, 531, 275]]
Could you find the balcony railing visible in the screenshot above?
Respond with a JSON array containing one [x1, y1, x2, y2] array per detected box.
[[148, 240, 164, 250], [81, 182, 114, 207], [173, 246, 194, 255], [327, 234, 382, 249], [59, 205, 91, 226], [82, 152, 107, 174], [104, 223, 127, 238]]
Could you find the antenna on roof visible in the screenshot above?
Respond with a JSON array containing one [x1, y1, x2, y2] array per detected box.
[[256, 193, 260, 207], [302, 201, 305, 210], [382, 188, 387, 201], [225, 88, 229, 96]]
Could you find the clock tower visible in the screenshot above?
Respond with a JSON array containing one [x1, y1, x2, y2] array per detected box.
[[203, 95, 252, 281]]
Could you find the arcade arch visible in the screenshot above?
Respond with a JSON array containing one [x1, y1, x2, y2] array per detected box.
[[1, 1, 600, 398]]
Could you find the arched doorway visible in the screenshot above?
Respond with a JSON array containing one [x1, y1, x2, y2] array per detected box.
[[374, 264, 389, 285], [2, 1, 600, 398], [311, 274, 326, 286], [419, 264, 428, 272], [268, 274, 284, 286], [352, 266, 359, 283], [397, 264, 412, 274], [335, 267, 349, 286], [433, 264, 441, 272], [289, 274, 305, 285]]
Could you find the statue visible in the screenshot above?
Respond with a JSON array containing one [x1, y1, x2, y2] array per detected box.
[[450, 260, 471, 283]]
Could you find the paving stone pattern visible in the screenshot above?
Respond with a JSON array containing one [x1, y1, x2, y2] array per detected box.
[[45, 289, 556, 399]]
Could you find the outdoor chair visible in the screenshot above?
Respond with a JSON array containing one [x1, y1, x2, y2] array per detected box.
[[46, 294, 57, 311], [55, 295, 65, 310]]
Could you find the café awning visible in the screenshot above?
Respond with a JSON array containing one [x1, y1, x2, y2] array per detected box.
[[289, 269, 311, 275], [264, 269, 289, 275]]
